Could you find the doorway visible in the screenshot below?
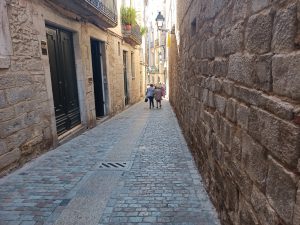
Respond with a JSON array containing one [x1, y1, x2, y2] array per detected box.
[[46, 25, 81, 135], [123, 51, 129, 105], [91, 39, 105, 117]]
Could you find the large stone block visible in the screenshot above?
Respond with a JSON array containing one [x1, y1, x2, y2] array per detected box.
[[266, 156, 298, 224], [232, 0, 251, 22], [208, 91, 215, 108], [211, 133, 225, 163], [233, 85, 264, 106], [213, 5, 230, 35], [25, 111, 41, 126], [248, 107, 261, 142], [20, 135, 43, 156], [254, 54, 272, 92], [5, 86, 34, 104], [214, 37, 223, 57], [201, 88, 209, 105], [0, 148, 20, 171], [0, 73, 15, 88], [219, 116, 235, 149], [294, 181, 300, 225], [207, 77, 222, 93], [239, 199, 259, 225], [272, 52, 300, 100], [0, 106, 15, 122], [231, 130, 242, 163], [296, 1, 300, 47], [272, 4, 297, 53], [248, 107, 300, 166], [0, 56, 10, 68], [226, 159, 253, 202], [15, 73, 34, 87], [226, 98, 238, 123], [0, 114, 26, 138], [5, 128, 31, 151], [251, 185, 280, 225], [263, 94, 295, 120], [222, 80, 234, 97], [177, 0, 193, 26], [251, 0, 271, 13], [242, 133, 268, 189], [222, 21, 244, 56], [14, 101, 30, 116], [214, 94, 227, 115], [203, 0, 226, 20], [228, 53, 255, 87], [0, 90, 7, 108], [296, 107, 300, 126], [207, 37, 215, 59], [237, 103, 249, 130], [224, 180, 239, 215], [0, 140, 7, 155], [199, 59, 209, 75], [213, 58, 228, 77], [245, 11, 273, 54], [203, 109, 214, 132], [213, 111, 221, 133]]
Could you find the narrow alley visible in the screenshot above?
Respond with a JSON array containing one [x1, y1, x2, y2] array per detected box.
[[0, 101, 220, 225]]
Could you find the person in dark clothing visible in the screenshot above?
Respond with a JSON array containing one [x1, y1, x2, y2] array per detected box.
[[154, 86, 162, 108]]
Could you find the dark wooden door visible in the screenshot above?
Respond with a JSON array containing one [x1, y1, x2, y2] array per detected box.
[[123, 51, 129, 105], [46, 25, 80, 135], [91, 39, 104, 117]]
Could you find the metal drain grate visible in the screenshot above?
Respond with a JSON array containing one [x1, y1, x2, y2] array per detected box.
[[99, 162, 127, 169]]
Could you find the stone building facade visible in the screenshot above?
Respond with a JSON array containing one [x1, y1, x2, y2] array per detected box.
[[169, 0, 300, 225], [144, 1, 168, 87], [0, 0, 143, 176]]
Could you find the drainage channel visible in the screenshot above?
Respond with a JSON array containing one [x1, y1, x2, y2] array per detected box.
[[97, 162, 132, 170]]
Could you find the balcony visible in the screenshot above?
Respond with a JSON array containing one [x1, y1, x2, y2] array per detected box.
[[122, 25, 142, 46], [46, 0, 118, 28]]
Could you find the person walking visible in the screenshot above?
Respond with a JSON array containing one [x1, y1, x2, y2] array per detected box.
[[146, 84, 155, 109], [154, 85, 162, 108], [161, 83, 166, 98]]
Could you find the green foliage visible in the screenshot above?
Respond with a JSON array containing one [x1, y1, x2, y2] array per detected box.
[[140, 26, 148, 36], [121, 6, 137, 25]]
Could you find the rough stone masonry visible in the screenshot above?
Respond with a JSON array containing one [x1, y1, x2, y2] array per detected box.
[[169, 0, 300, 225], [0, 0, 143, 177]]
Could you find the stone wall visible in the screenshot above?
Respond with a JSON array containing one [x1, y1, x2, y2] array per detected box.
[[170, 0, 300, 225], [0, 0, 143, 176], [0, 0, 53, 176]]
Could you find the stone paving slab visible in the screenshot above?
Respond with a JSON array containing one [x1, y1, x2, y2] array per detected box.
[[0, 101, 221, 225]]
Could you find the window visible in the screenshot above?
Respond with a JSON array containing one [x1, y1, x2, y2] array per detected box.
[[118, 42, 121, 56]]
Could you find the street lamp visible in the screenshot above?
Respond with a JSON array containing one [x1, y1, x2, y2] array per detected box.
[[155, 12, 165, 30]]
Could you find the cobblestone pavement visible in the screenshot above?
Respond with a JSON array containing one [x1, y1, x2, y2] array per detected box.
[[0, 101, 221, 225]]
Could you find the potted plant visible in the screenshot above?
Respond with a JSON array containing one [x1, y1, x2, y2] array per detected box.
[[140, 26, 148, 36], [121, 6, 137, 30]]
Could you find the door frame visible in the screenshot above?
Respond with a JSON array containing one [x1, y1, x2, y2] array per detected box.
[[91, 38, 106, 117], [42, 21, 87, 145], [46, 24, 81, 135], [123, 50, 129, 105]]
